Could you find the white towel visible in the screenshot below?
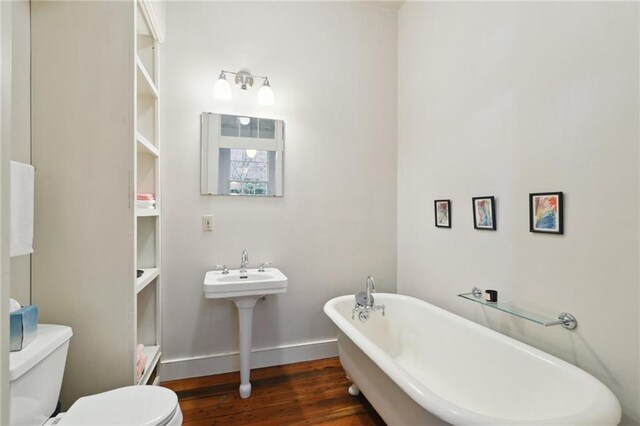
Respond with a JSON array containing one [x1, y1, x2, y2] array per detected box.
[[136, 202, 156, 209], [10, 298, 21, 313], [10, 161, 34, 257], [136, 344, 147, 382]]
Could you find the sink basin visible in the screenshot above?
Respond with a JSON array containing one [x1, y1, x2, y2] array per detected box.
[[204, 268, 288, 299]]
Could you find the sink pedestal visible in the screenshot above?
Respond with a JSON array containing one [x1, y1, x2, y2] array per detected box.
[[203, 267, 288, 399], [231, 296, 259, 399]]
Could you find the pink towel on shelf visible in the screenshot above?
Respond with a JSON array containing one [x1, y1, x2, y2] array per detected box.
[[136, 344, 147, 382], [137, 193, 155, 201]]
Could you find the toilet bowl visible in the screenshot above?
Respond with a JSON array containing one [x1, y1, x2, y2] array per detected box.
[[9, 324, 182, 426]]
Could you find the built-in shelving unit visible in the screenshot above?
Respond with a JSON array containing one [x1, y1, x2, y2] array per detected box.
[[31, 0, 165, 402], [135, 0, 162, 385]]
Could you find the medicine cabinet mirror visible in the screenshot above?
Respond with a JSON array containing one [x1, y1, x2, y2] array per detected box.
[[201, 113, 284, 196]]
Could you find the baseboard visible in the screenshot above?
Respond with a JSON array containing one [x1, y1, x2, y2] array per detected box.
[[160, 338, 338, 382]]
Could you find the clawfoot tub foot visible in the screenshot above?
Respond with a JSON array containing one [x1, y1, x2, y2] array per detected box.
[[348, 383, 360, 396]]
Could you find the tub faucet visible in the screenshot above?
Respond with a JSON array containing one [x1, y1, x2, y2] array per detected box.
[[353, 276, 385, 321], [240, 249, 249, 273], [366, 276, 375, 307]]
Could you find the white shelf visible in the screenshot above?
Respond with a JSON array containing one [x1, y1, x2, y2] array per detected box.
[[138, 0, 164, 42], [137, 345, 161, 385], [136, 208, 159, 217], [136, 268, 159, 294], [136, 132, 159, 157], [136, 56, 159, 98]]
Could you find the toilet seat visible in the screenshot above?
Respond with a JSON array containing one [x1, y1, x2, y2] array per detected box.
[[57, 385, 181, 425]]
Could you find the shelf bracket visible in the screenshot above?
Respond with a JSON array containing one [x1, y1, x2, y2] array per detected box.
[[542, 313, 578, 330]]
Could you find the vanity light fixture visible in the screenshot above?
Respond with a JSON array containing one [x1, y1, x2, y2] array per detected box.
[[214, 70, 275, 105]]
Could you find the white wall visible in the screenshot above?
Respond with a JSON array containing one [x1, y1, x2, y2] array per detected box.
[[2, 2, 29, 419], [0, 2, 12, 422], [398, 2, 639, 424], [161, 1, 397, 379], [10, 0, 30, 305]]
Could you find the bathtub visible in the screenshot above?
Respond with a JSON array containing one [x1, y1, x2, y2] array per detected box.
[[324, 293, 621, 425]]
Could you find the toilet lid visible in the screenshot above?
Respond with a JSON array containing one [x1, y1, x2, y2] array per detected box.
[[58, 386, 178, 426]]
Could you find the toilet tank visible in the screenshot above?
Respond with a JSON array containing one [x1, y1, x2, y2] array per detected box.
[[9, 325, 73, 426]]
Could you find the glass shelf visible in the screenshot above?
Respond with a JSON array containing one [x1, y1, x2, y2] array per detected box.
[[458, 290, 577, 329]]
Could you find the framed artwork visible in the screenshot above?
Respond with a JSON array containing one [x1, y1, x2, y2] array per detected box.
[[434, 200, 451, 228], [529, 192, 563, 234], [472, 196, 496, 230]]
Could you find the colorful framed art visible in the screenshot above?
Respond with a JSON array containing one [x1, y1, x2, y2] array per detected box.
[[472, 196, 496, 230], [434, 200, 451, 228], [529, 192, 563, 234]]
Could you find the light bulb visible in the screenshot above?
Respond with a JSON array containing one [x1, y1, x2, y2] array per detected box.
[[213, 72, 232, 100], [258, 78, 275, 105], [246, 149, 257, 159], [238, 117, 251, 126]]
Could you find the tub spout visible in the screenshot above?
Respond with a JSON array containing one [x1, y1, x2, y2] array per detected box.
[[353, 276, 385, 321], [366, 276, 375, 307]]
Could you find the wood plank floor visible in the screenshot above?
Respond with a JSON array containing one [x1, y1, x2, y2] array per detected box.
[[162, 357, 386, 426]]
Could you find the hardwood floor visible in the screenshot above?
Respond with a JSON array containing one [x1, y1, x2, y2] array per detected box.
[[162, 357, 386, 426]]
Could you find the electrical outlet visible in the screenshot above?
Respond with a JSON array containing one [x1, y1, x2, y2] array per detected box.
[[203, 215, 214, 231]]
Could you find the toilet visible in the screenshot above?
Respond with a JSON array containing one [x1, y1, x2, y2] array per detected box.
[[9, 324, 183, 426]]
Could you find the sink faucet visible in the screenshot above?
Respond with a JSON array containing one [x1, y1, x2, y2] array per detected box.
[[353, 275, 385, 321], [240, 249, 249, 273]]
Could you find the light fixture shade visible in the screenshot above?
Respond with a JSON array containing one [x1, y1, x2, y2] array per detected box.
[[214, 72, 232, 100], [258, 79, 275, 105], [245, 149, 257, 159]]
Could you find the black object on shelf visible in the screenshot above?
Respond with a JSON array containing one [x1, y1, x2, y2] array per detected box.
[[137, 269, 144, 278], [485, 289, 498, 303]]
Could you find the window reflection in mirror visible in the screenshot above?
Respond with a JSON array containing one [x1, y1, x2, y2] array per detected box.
[[201, 113, 284, 196]]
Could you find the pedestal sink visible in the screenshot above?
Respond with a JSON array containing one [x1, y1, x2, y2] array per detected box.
[[204, 268, 288, 398]]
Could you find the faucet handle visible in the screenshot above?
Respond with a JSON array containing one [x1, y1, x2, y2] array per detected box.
[[355, 291, 367, 307], [214, 264, 229, 274], [258, 262, 272, 272]]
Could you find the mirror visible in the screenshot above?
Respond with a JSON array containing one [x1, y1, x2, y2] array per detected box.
[[201, 113, 284, 196]]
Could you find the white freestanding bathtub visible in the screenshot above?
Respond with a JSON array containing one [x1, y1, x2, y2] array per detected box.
[[324, 293, 621, 425]]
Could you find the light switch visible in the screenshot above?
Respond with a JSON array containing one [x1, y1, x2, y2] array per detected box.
[[203, 215, 214, 231]]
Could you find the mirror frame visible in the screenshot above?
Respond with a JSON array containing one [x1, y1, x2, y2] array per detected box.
[[201, 112, 285, 197]]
